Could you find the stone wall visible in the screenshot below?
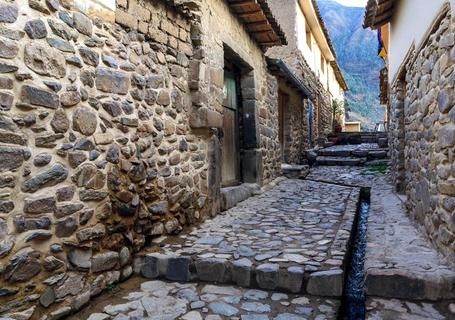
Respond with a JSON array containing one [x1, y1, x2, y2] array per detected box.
[[278, 81, 309, 164], [389, 7, 455, 262], [389, 80, 406, 192], [0, 0, 283, 317], [266, 0, 333, 144], [261, 72, 282, 183]]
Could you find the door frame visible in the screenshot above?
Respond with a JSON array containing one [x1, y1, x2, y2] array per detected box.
[[221, 61, 242, 187]]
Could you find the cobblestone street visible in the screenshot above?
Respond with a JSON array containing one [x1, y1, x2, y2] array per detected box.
[[70, 279, 339, 320], [154, 179, 359, 295], [63, 165, 455, 320]]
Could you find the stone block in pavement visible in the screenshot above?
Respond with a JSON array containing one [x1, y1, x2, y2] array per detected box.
[[278, 266, 304, 293], [195, 258, 230, 283], [232, 258, 252, 287], [365, 269, 455, 301], [221, 184, 257, 211], [306, 269, 343, 297], [256, 263, 279, 290], [142, 253, 169, 279], [166, 256, 191, 282]]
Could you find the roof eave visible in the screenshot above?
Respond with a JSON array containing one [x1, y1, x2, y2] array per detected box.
[[330, 61, 349, 91], [266, 58, 314, 99], [363, 0, 396, 29], [227, 0, 287, 50]]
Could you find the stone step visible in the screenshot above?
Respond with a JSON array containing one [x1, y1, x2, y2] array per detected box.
[[137, 253, 345, 298], [221, 184, 259, 211], [281, 164, 310, 179], [315, 156, 367, 166], [317, 149, 389, 160], [365, 159, 390, 166]]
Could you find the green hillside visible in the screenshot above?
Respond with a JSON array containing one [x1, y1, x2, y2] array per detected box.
[[317, 0, 385, 129]]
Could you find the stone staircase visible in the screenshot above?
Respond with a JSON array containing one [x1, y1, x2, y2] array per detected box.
[[315, 143, 389, 166]]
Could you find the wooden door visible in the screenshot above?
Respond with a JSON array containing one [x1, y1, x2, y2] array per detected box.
[[308, 101, 314, 146], [222, 69, 240, 186], [278, 91, 288, 161]]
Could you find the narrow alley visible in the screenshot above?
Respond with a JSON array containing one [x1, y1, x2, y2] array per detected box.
[[0, 0, 454, 319]]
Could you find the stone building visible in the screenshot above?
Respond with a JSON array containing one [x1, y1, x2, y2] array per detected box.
[[267, 0, 348, 146], [0, 0, 295, 317], [364, 0, 455, 262], [267, 57, 312, 166]]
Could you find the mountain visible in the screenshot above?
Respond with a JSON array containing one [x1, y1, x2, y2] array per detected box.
[[317, 0, 385, 129]]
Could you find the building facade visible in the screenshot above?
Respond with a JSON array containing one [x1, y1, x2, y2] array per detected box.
[[267, 0, 348, 144], [364, 0, 455, 262]]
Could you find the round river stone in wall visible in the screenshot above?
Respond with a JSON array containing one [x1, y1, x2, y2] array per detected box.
[[33, 153, 52, 166], [72, 106, 97, 136], [51, 109, 69, 133]]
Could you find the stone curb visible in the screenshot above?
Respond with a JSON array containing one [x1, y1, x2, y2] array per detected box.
[[365, 184, 455, 301], [137, 253, 346, 297], [138, 253, 307, 294], [365, 268, 455, 301]]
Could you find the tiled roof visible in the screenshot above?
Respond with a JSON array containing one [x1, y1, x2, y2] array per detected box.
[[363, 0, 396, 29], [311, 0, 337, 59], [227, 0, 287, 48], [267, 58, 313, 98], [330, 61, 349, 91]]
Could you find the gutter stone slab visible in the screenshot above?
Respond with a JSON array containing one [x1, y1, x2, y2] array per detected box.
[[306, 269, 343, 297]]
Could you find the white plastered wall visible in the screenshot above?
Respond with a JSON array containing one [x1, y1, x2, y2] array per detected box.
[[389, 0, 449, 81], [72, 0, 116, 21], [295, 0, 332, 90]]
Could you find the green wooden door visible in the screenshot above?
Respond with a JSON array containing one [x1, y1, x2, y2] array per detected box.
[[222, 70, 240, 186]]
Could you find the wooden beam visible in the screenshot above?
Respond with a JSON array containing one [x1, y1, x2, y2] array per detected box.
[[229, 2, 259, 12], [237, 11, 263, 20], [260, 41, 282, 46], [372, 10, 394, 27], [245, 20, 271, 29]]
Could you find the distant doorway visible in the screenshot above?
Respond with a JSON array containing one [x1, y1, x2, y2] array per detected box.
[[278, 91, 288, 161], [308, 101, 314, 146], [316, 95, 322, 136]]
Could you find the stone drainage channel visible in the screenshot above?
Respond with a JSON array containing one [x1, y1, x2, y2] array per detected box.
[[339, 187, 371, 320]]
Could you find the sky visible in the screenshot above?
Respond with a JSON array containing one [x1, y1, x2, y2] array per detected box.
[[333, 0, 367, 7]]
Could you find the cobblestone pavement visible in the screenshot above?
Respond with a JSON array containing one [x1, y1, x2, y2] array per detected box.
[[306, 166, 382, 187], [70, 279, 340, 320], [148, 179, 359, 295], [366, 298, 455, 320]]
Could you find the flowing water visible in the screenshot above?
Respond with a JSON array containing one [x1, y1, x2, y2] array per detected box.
[[340, 193, 370, 320]]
